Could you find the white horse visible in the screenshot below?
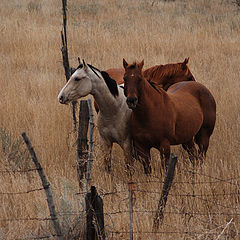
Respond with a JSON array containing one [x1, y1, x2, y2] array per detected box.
[[58, 60, 133, 173]]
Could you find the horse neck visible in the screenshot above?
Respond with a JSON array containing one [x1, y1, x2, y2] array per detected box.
[[91, 78, 122, 115], [135, 77, 166, 115]]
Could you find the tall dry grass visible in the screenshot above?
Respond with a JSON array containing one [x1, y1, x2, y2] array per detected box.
[[0, 0, 240, 239]]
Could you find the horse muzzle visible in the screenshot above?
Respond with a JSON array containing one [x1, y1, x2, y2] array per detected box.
[[126, 97, 138, 109], [58, 94, 70, 104]]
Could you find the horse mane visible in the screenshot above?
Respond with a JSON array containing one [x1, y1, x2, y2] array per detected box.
[[147, 80, 162, 93], [144, 63, 185, 81], [76, 64, 119, 97], [100, 71, 119, 97]]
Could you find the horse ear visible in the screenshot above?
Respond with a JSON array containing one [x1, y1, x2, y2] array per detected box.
[[78, 57, 81, 65], [182, 57, 189, 70], [184, 57, 189, 65], [138, 60, 144, 71], [82, 59, 88, 70], [123, 58, 128, 69]]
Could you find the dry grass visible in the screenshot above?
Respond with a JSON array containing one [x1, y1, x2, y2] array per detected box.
[[0, 0, 240, 239]]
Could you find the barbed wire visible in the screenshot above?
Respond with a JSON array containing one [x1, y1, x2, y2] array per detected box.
[[0, 187, 44, 195], [1, 158, 239, 238], [0, 168, 39, 173], [0, 217, 52, 222], [183, 169, 240, 186], [109, 230, 239, 236], [133, 189, 240, 197], [103, 209, 240, 216]]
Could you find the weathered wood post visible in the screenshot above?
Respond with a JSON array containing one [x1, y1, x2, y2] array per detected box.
[[153, 153, 178, 231], [22, 132, 64, 240], [60, 0, 77, 130], [77, 100, 89, 190], [86, 99, 94, 184], [86, 186, 105, 240], [128, 180, 134, 240]]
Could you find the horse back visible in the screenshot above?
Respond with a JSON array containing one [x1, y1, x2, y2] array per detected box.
[[168, 81, 216, 135], [167, 81, 216, 110], [106, 68, 124, 85]]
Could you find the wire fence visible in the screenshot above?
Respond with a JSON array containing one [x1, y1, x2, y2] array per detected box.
[[1, 99, 239, 240], [1, 163, 240, 239]]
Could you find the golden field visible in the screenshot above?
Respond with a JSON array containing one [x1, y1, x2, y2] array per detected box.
[[0, 0, 240, 239]]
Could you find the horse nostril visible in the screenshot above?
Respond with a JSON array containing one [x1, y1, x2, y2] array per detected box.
[[59, 95, 65, 103], [126, 97, 138, 105]]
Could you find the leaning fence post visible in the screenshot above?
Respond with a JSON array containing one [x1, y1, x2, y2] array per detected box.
[[128, 180, 134, 240], [77, 100, 89, 191], [86, 186, 105, 240], [153, 153, 178, 231], [21, 132, 64, 240]]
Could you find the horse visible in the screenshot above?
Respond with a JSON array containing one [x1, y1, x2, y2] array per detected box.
[[104, 58, 195, 88], [58, 60, 133, 173], [143, 57, 195, 90], [123, 59, 216, 174], [94, 58, 196, 113]]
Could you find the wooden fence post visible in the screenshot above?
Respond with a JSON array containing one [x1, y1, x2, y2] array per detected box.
[[77, 100, 89, 190], [21, 132, 64, 240], [153, 153, 178, 231], [86, 186, 105, 240], [128, 180, 134, 240], [86, 99, 94, 184], [60, 0, 77, 131]]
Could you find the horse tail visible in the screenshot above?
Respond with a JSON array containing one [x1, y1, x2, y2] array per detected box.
[[194, 86, 216, 156]]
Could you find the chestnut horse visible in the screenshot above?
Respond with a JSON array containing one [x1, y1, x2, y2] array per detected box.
[[105, 58, 195, 89], [94, 58, 195, 112], [123, 59, 216, 174], [143, 57, 195, 90]]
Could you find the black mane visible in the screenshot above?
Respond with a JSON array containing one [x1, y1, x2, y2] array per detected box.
[[76, 63, 100, 72], [100, 71, 119, 97]]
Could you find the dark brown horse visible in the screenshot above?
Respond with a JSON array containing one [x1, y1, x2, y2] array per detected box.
[[123, 59, 216, 174]]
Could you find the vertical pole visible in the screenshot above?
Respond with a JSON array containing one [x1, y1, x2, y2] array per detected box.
[[86, 186, 105, 240], [153, 153, 177, 231], [86, 99, 94, 184], [77, 100, 89, 191], [128, 180, 133, 240], [60, 0, 77, 131]]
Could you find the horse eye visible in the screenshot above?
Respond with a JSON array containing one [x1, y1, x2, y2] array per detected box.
[[75, 77, 81, 81]]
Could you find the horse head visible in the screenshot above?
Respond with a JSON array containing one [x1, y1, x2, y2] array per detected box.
[[173, 57, 196, 83], [58, 59, 98, 104], [123, 58, 144, 109]]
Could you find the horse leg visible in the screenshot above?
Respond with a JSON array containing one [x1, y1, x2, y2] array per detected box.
[[194, 127, 211, 163], [122, 138, 135, 177], [159, 139, 170, 172], [182, 139, 198, 166], [100, 137, 113, 173], [133, 142, 151, 175]]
